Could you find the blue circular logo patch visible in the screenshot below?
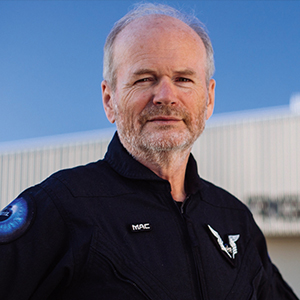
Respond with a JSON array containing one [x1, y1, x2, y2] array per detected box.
[[0, 197, 35, 243]]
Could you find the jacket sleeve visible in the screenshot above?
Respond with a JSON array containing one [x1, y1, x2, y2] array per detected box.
[[249, 215, 299, 300], [0, 185, 74, 300]]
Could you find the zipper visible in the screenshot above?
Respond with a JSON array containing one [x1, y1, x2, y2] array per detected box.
[[180, 195, 190, 214], [180, 196, 208, 300]]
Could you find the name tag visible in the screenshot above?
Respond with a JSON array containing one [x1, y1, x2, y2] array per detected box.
[[131, 223, 151, 232]]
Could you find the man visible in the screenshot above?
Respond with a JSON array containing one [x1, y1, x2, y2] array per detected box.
[[0, 3, 298, 300]]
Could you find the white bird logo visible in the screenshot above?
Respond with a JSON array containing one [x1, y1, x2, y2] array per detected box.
[[208, 225, 240, 259]]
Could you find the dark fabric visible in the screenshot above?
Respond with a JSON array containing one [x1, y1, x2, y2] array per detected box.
[[0, 132, 298, 300]]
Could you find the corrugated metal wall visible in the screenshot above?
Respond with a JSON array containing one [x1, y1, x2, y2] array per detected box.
[[193, 108, 300, 236], [197, 112, 300, 199]]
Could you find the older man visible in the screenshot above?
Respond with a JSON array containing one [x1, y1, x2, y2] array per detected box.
[[0, 3, 298, 300]]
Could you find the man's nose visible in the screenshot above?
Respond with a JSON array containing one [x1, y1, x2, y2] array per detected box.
[[153, 78, 177, 105]]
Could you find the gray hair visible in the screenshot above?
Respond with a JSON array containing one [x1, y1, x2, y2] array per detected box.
[[103, 2, 215, 90]]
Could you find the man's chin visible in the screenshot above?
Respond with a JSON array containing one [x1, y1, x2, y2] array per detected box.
[[139, 131, 193, 152]]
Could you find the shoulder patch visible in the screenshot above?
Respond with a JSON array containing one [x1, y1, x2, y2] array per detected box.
[[0, 197, 35, 243]]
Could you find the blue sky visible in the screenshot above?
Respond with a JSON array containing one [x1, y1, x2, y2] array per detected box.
[[1, 0, 299, 142]]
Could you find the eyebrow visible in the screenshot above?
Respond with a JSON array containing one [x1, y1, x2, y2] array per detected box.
[[133, 68, 196, 76], [133, 69, 156, 76], [174, 69, 196, 76]]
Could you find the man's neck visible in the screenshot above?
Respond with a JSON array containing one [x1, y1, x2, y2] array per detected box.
[[124, 142, 191, 202]]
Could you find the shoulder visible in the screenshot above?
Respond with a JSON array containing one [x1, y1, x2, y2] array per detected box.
[[0, 183, 69, 245], [37, 159, 111, 197], [0, 161, 108, 244], [42, 159, 129, 198], [0, 160, 109, 244]]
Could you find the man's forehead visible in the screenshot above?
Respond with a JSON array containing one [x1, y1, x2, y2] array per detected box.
[[111, 14, 207, 83], [115, 14, 201, 46]]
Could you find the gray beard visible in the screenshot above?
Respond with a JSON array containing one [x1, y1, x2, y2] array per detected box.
[[116, 104, 207, 167]]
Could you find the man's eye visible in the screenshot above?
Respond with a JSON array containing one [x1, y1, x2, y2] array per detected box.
[[177, 77, 191, 82], [135, 78, 152, 84]]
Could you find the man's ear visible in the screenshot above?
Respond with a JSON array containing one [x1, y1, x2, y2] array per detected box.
[[206, 78, 215, 120], [101, 80, 115, 123]]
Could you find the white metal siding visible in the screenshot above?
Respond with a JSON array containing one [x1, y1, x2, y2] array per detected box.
[[192, 110, 300, 236]]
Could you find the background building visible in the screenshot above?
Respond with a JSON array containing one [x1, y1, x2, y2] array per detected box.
[[1, 103, 300, 296]]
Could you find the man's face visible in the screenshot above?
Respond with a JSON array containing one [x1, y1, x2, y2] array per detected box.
[[102, 15, 215, 155]]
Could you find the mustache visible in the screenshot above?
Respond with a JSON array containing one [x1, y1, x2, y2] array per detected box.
[[139, 105, 189, 123]]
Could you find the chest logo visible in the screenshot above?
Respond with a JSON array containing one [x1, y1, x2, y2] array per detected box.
[[131, 223, 151, 232], [208, 225, 240, 259]]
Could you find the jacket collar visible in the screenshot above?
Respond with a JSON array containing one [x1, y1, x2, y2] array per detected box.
[[104, 132, 203, 195]]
